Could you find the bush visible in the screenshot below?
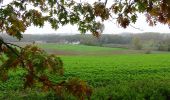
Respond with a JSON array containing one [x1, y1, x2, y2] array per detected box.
[[145, 50, 152, 54]]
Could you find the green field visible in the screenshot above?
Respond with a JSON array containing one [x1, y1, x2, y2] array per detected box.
[[38, 43, 125, 51], [1, 44, 170, 99], [62, 54, 170, 99]]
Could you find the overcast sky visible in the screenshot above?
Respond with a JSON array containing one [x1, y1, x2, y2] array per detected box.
[[2, 0, 170, 34]]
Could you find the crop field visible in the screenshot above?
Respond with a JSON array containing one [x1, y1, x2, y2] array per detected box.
[[62, 54, 170, 99], [1, 43, 170, 99]]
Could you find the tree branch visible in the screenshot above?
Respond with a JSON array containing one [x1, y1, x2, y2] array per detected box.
[[56, 0, 67, 12], [6, 42, 22, 48], [130, 24, 144, 31], [105, 0, 108, 6], [0, 38, 20, 57], [0, 37, 26, 68]]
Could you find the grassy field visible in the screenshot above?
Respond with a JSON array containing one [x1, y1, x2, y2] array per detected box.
[[38, 43, 145, 56], [38, 43, 125, 51], [1, 44, 170, 99]]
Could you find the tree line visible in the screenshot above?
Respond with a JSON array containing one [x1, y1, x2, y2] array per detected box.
[[2, 32, 170, 51]]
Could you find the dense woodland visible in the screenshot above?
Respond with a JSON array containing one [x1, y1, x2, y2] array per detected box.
[[2, 32, 170, 51]]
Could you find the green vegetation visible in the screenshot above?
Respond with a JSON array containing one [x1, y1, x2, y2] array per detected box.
[[1, 44, 170, 99], [2, 0, 170, 99], [63, 54, 170, 83], [38, 43, 125, 52], [43, 53, 170, 100]]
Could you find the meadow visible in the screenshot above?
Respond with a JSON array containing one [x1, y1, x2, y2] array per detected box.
[[1, 43, 170, 99], [38, 43, 125, 51]]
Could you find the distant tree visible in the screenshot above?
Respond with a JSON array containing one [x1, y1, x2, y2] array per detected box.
[[132, 37, 143, 50], [1, 0, 170, 99], [164, 38, 170, 51], [157, 38, 170, 51]]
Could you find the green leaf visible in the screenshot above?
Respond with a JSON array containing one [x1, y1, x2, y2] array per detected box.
[[131, 14, 137, 23], [60, 0, 64, 5]]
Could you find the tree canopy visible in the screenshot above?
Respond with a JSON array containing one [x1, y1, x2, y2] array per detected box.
[[0, 0, 170, 99], [1, 0, 170, 39]]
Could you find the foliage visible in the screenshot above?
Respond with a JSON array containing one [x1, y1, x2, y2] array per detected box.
[[110, 0, 170, 27], [157, 38, 170, 51], [1, 0, 170, 99], [0, 42, 93, 99], [132, 37, 143, 50], [0, 0, 104, 38], [1, 0, 170, 39]]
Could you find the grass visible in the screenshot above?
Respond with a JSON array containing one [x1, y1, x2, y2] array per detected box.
[[1, 44, 170, 99], [38, 43, 125, 52]]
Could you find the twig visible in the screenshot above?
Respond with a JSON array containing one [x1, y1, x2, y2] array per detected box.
[[0, 38, 25, 68], [6, 42, 22, 48], [56, 0, 67, 12], [130, 24, 144, 31], [105, 0, 108, 6], [0, 39, 20, 57]]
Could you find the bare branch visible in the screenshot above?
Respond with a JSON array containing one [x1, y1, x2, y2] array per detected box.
[[130, 24, 144, 31], [105, 0, 108, 6]]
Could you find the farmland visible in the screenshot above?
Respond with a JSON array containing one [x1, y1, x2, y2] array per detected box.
[[38, 43, 125, 51], [1, 43, 170, 99]]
